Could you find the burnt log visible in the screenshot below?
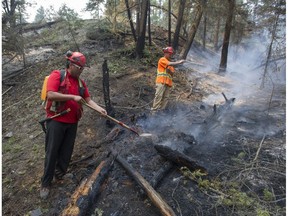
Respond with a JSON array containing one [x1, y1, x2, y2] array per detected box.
[[115, 155, 177, 216], [154, 145, 207, 173], [150, 161, 174, 189], [61, 155, 115, 216]]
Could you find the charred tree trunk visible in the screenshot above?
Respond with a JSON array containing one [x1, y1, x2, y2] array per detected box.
[[102, 60, 115, 126], [168, 0, 171, 45], [219, 0, 235, 73], [180, 1, 204, 59], [136, 0, 149, 58], [115, 155, 177, 216], [172, 0, 186, 50], [148, 0, 152, 46], [154, 145, 207, 173], [125, 0, 137, 42], [61, 155, 115, 216]]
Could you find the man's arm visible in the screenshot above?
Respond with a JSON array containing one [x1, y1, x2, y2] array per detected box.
[[168, 59, 185, 66], [85, 97, 107, 116], [47, 91, 80, 102]]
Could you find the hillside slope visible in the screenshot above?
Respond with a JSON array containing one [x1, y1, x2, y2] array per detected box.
[[2, 20, 285, 216]]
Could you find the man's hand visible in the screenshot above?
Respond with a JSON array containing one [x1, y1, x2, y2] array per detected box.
[[177, 59, 185, 64], [98, 107, 107, 116], [74, 95, 84, 103], [82, 98, 107, 116]]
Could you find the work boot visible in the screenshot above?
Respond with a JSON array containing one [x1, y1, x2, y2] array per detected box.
[[40, 187, 50, 200]]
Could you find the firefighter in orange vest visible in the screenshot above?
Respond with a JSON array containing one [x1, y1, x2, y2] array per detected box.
[[151, 47, 185, 113]]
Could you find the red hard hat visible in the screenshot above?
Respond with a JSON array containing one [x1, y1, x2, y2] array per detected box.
[[66, 51, 86, 67], [163, 47, 174, 54]]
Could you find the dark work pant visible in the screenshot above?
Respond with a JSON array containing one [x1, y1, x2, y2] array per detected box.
[[41, 120, 78, 187]]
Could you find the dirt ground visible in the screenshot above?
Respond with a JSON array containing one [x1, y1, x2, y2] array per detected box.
[[2, 22, 286, 216]]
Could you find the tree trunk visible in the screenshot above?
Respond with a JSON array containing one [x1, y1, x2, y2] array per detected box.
[[180, 1, 204, 59], [260, 13, 279, 89], [148, 0, 152, 46], [172, 0, 186, 50], [136, 0, 141, 36], [168, 0, 171, 45], [136, 0, 149, 58], [125, 0, 137, 42], [102, 60, 115, 127], [219, 0, 235, 73], [202, 13, 207, 49], [213, 17, 220, 51], [2, 0, 17, 27]]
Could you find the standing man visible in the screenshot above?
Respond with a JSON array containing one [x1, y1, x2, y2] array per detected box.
[[40, 51, 107, 199], [151, 47, 185, 113]]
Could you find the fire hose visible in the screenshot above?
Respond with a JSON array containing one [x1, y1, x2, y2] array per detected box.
[[81, 100, 140, 136], [39, 108, 71, 133]]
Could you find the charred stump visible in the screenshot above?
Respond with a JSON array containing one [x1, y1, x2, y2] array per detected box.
[[102, 59, 115, 127], [205, 92, 235, 124], [61, 154, 115, 216], [199, 93, 236, 139]]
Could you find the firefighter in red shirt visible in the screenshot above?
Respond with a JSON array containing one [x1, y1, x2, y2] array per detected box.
[[40, 51, 107, 199], [151, 47, 185, 113]]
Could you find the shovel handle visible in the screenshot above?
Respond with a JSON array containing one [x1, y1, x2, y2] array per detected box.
[[39, 108, 71, 133], [39, 108, 71, 124], [82, 101, 139, 136]]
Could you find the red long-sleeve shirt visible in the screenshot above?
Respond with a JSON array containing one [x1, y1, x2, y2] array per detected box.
[[46, 70, 90, 123]]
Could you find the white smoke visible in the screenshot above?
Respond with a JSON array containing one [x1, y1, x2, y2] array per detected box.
[[138, 34, 285, 147]]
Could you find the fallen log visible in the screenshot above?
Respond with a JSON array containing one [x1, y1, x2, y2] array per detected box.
[[154, 145, 207, 173], [150, 161, 174, 189], [148, 134, 196, 189], [61, 154, 115, 216], [115, 155, 177, 216], [69, 153, 94, 166]]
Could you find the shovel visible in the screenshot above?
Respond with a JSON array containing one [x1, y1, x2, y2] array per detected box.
[[39, 108, 71, 133], [81, 100, 140, 136]]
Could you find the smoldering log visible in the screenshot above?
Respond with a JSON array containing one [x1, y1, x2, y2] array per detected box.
[[154, 145, 207, 173], [115, 155, 177, 216], [61, 155, 115, 216], [149, 134, 196, 189]]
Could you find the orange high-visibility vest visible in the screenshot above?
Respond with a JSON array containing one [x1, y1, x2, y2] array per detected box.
[[155, 57, 175, 87]]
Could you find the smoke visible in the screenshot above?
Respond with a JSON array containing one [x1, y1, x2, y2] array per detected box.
[[137, 34, 285, 150]]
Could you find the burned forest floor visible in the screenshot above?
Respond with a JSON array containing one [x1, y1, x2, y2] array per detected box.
[[2, 20, 286, 216]]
